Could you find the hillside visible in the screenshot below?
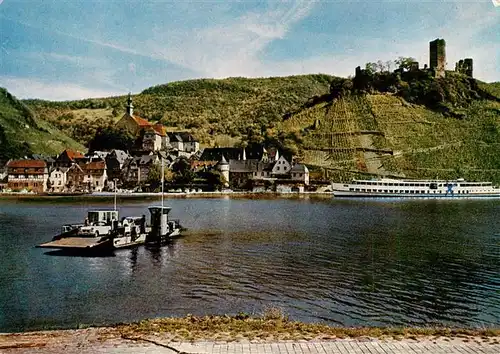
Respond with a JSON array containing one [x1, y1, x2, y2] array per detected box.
[[21, 74, 500, 183], [24, 75, 334, 146], [0, 88, 85, 160], [281, 71, 500, 182]]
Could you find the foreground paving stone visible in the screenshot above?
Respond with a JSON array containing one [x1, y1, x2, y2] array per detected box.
[[1, 332, 499, 354]]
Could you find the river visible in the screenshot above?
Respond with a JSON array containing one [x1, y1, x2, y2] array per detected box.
[[0, 196, 499, 332]]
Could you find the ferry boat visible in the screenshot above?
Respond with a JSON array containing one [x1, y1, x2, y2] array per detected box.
[[331, 178, 500, 198], [38, 208, 182, 252]]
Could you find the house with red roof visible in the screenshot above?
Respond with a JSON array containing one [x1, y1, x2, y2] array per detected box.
[[142, 123, 167, 151], [116, 94, 169, 151], [82, 161, 107, 192], [55, 149, 85, 167], [6, 160, 48, 193]]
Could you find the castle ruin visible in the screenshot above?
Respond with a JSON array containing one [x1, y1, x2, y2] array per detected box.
[[429, 38, 446, 78], [353, 38, 473, 80], [455, 58, 473, 78]]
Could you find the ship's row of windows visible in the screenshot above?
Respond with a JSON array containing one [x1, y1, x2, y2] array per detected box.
[[352, 181, 490, 187], [349, 188, 473, 194]]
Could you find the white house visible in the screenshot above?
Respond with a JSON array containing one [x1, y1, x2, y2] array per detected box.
[[167, 132, 199, 153], [290, 164, 309, 185], [48, 167, 68, 192], [271, 155, 292, 176]]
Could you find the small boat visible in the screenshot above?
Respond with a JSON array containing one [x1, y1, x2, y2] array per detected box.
[[331, 178, 500, 198]]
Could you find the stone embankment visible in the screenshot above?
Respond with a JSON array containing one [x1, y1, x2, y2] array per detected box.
[[2, 315, 499, 354], [1, 327, 499, 353]]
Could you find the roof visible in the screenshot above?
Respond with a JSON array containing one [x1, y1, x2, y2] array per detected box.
[[61, 149, 85, 161], [107, 149, 130, 164], [291, 164, 309, 172], [83, 161, 106, 170], [167, 131, 197, 142], [229, 160, 274, 173], [152, 124, 166, 137], [139, 155, 157, 165], [31, 154, 56, 163], [91, 151, 109, 159], [131, 115, 151, 127], [67, 163, 84, 173], [199, 148, 243, 161], [7, 160, 46, 168]]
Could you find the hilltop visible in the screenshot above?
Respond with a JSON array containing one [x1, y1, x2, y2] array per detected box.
[[14, 73, 500, 182], [0, 88, 85, 160], [23, 75, 334, 147]]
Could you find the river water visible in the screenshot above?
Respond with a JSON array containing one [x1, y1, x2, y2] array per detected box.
[[0, 196, 499, 332]]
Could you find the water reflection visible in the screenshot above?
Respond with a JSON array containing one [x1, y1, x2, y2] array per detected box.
[[43, 249, 116, 258]]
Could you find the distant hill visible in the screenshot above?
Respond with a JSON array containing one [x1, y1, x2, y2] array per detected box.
[[23, 75, 334, 147], [20, 73, 500, 183], [0, 88, 84, 160]]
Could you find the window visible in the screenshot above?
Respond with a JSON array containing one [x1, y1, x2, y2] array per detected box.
[[277, 167, 280, 171]]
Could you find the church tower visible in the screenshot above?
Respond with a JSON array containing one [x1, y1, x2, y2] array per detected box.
[[126, 93, 134, 116]]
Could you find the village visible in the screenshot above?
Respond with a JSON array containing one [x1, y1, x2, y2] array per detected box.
[[0, 95, 318, 195]]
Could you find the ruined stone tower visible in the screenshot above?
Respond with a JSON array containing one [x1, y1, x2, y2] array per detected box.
[[455, 58, 473, 78], [429, 38, 446, 78]]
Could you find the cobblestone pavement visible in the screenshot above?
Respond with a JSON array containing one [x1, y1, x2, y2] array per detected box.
[[2, 334, 499, 354]]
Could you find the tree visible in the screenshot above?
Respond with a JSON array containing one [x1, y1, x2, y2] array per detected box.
[[245, 125, 265, 144], [365, 62, 377, 75], [146, 163, 162, 188], [206, 170, 224, 190], [171, 157, 195, 185], [376, 60, 386, 73], [394, 56, 416, 71], [87, 127, 135, 152], [385, 60, 393, 72]]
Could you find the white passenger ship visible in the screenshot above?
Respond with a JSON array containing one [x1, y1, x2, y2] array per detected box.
[[331, 178, 500, 198]]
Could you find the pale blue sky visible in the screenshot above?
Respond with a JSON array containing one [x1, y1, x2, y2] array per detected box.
[[0, 0, 498, 100]]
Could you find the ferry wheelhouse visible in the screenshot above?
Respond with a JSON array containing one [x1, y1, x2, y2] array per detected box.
[[331, 178, 500, 198]]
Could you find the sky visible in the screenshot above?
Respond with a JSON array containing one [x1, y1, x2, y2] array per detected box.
[[0, 0, 498, 101]]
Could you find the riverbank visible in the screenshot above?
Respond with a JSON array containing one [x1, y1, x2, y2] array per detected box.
[[1, 316, 499, 353], [0, 190, 334, 203]]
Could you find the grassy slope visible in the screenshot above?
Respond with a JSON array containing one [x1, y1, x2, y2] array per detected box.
[[24, 75, 334, 147], [22, 76, 500, 183], [0, 88, 85, 159]]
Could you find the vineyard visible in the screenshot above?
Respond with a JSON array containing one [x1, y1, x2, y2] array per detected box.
[[283, 92, 500, 183]]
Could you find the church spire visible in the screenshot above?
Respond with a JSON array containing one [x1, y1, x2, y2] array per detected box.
[[126, 92, 134, 116]]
